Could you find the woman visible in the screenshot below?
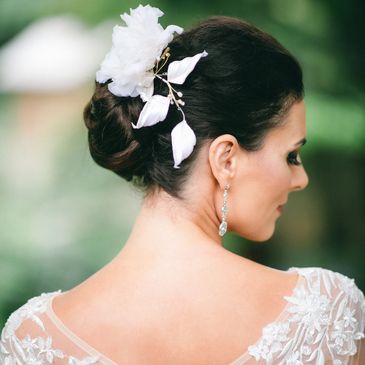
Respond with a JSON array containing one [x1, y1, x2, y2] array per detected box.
[[1, 5, 364, 365]]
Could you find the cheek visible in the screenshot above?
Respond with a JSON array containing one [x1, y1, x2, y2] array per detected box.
[[261, 161, 291, 201], [228, 158, 290, 237], [244, 158, 290, 207]]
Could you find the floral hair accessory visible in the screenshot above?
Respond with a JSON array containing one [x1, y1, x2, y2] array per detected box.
[[96, 4, 208, 168]]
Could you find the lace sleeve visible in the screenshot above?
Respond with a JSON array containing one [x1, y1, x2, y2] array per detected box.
[[0, 292, 99, 365], [325, 270, 365, 365], [348, 338, 365, 365], [246, 267, 365, 365], [0, 292, 66, 364]]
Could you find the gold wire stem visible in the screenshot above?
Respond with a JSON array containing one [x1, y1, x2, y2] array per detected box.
[[154, 47, 171, 74], [154, 74, 186, 121]]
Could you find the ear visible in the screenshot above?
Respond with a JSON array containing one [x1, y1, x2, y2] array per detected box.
[[208, 134, 239, 189]]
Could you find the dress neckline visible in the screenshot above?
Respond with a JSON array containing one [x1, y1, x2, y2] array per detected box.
[[47, 267, 305, 365], [47, 292, 118, 365], [227, 267, 305, 364]]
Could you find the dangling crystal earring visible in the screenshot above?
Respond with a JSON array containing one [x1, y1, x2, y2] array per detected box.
[[219, 184, 230, 236]]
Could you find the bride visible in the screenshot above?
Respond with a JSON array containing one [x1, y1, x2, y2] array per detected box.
[[1, 5, 364, 365]]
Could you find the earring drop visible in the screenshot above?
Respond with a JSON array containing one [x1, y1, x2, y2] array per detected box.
[[219, 184, 230, 236]]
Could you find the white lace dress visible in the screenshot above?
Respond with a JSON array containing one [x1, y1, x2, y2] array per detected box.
[[1, 267, 365, 365]]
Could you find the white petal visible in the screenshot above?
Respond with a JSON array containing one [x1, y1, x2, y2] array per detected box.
[[138, 85, 154, 102], [108, 81, 137, 97], [96, 5, 184, 98], [136, 75, 155, 102], [165, 25, 184, 35], [95, 69, 109, 83], [171, 120, 196, 168], [167, 51, 208, 85], [160, 25, 184, 45], [132, 95, 170, 128]]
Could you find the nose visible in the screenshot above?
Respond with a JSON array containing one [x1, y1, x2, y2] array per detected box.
[[291, 166, 309, 192]]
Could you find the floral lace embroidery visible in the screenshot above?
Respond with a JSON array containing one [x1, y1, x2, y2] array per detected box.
[[0, 291, 99, 365], [248, 268, 365, 365]]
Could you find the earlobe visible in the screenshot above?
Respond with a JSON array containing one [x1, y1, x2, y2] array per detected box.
[[208, 134, 238, 189]]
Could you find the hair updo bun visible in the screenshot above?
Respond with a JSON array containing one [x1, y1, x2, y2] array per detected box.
[[83, 16, 303, 198], [84, 85, 146, 183]]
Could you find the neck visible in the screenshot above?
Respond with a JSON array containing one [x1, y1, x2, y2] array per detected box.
[[117, 189, 226, 265]]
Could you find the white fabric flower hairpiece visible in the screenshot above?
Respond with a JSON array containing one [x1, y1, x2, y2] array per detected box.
[[96, 4, 208, 168]]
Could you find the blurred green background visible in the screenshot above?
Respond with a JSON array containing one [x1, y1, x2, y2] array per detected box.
[[0, 0, 364, 328]]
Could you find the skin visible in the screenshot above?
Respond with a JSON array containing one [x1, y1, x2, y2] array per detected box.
[[51, 100, 309, 364], [212, 99, 309, 241]]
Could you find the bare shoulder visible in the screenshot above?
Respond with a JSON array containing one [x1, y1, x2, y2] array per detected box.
[[50, 255, 306, 364], [54, 252, 301, 319], [226, 253, 300, 297]]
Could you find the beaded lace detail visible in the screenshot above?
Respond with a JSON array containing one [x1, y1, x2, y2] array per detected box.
[[247, 267, 365, 365], [1, 267, 365, 365], [0, 291, 100, 365]]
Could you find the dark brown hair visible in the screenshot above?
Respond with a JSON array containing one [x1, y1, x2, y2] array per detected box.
[[84, 16, 304, 198]]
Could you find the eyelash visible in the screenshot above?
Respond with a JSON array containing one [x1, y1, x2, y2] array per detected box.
[[287, 151, 302, 166]]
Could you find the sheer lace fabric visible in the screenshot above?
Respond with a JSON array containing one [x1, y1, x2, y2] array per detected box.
[[1, 267, 365, 365]]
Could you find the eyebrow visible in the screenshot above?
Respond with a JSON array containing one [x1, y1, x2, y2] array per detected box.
[[294, 137, 307, 147]]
